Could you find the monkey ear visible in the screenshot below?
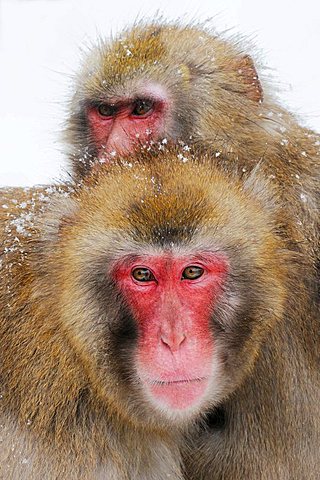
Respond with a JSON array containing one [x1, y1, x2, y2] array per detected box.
[[235, 55, 263, 103]]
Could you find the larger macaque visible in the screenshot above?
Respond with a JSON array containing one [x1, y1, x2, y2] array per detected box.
[[0, 149, 319, 479], [65, 21, 319, 266]]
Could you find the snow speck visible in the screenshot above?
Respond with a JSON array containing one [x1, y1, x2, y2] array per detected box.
[[10, 215, 33, 236], [177, 153, 188, 163], [300, 193, 307, 202]]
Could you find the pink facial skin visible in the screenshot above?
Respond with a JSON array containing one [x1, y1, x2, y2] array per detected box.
[[87, 97, 168, 161], [113, 252, 228, 412]]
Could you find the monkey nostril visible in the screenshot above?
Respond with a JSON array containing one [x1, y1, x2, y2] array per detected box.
[[160, 336, 170, 349]]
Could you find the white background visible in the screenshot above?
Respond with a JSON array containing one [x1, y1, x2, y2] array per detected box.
[[0, 0, 319, 186]]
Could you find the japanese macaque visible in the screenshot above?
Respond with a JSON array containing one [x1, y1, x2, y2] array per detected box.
[[65, 21, 319, 266], [0, 148, 319, 479]]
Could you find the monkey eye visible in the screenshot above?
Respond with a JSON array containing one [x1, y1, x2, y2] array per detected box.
[[132, 99, 154, 117], [97, 103, 117, 117], [132, 267, 156, 282], [181, 266, 204, 280]]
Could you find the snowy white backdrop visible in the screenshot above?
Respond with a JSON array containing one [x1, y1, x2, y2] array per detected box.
[[0, 0, 319, 186]]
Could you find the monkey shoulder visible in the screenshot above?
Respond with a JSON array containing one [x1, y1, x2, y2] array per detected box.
[[0, 184, 75, 307], [0, 184, 73, 253]]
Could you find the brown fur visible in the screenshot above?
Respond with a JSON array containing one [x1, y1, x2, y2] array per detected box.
[[1, 148, 319, 479], [65, 20, 319, 267]]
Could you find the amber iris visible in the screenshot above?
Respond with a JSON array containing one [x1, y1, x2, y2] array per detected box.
[[182, 266, 204, 280], [132, 267, 155, 282]]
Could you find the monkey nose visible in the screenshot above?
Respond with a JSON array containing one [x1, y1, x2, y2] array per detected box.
[[160, 333, 187, 352]]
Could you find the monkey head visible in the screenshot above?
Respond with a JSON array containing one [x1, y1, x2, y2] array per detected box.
[[44, 149, 287, 427], [65, 22, 264, 178]]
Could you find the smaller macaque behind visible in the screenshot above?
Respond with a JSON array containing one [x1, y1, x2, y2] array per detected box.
[[65, 21, 266, 172]]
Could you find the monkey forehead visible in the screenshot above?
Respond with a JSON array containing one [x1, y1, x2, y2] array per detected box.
[[79, 26, 167, 93], [80, 50, 180, 102], [70, 154, 277, 249], [77, 22, 237, 95]]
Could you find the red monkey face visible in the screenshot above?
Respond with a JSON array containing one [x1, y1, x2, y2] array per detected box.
[[113, 252, 228, 412], [87, 86, 171, 161], [57, 156, 286, 426]]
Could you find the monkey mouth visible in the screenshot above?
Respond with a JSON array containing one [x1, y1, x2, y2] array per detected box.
[[142, 376, 210, 411], [147, 376, 209, 386]]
